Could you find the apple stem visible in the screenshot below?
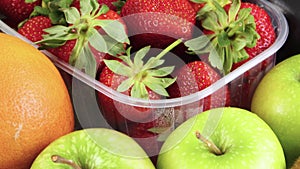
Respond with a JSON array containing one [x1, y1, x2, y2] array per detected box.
[[195, 130, 223, 155], [51, 155, 82, 169]]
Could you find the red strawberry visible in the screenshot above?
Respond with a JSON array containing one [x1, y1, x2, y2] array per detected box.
[[168, 61, 230, 112], [184, 0, 275, 110], [230, 2, 276, 71], [185, 0, 275, 74], [0, 0, 41, 29], [97, 40, 181, 128], [36, 1, 129, 77], [47, 9, 124, 71], [120, 0, 196, 50], [17, 16, 52, 43], [227, 2, 275, 109]]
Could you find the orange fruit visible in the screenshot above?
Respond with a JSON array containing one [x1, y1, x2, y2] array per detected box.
[[0, 33, 75, 169]]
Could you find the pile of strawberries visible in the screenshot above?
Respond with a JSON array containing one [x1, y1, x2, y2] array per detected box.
[[0, 0, 276, 161]]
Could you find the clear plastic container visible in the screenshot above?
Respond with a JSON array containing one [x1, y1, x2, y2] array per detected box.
[[0, 0, 288, 163]]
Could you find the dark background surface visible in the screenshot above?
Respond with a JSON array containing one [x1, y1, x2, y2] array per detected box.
[[269, 0, 300, 63]]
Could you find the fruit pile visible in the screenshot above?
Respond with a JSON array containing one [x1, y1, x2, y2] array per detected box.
[[1, 0, 293, 168], [1, 0, 276, 106]]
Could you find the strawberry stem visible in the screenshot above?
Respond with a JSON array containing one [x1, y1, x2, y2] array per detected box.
[[195, 130, 223, 155], [51, 155, 82, 169], [142, 38, 182, 72], [156, 39, 182, 60]]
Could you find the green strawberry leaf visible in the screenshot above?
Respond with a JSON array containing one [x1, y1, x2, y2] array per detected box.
[[88, 29, 108, 53], [217, 31, 230, 47], [49, 13, 67, 25], [208, 43, 224, 71], [80, 0, 95, 16], [147, 66, 175, 77], [39, 33, 77, 44], [31, 6, 50, 16], [143, 57, 165, 70], [224, 47, 233, 73], [63, 7, 81, 24], [201, 12, 220, 31], [54, 0, 73, 8], [38, 41, 65, 49], [105, 39, 126, 56], [104, 59, 132, 77], [212, 0, 228, 28], [94, 3, 109, 16], [193, 0, 232, 19], [41, 25, 69, 35], [73, 44, 97, 77], [94, 20, 130, 44], [83, 45, 97, 77], [115, 47, 133, 65], [228, 0, 240, 23], [134, 46, 150, 68], [184, 35, 211, 52], [131, 82, 148, 99], [117, 77, 135, 93], [31, 0, 73, 25], [25, 0, 38, 3], [143, 77, 175, 97]]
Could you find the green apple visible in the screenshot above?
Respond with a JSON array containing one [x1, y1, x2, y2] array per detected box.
[[156, 107, 285, 169], [30, 128, 155, 169], [251, 54, 300, 167]]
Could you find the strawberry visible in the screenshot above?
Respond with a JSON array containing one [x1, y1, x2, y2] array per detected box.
[[36, 0, 129, 77], [120, 0, 196, 50], [230, 2, 276, 70], [185, 0, 275, 74], [0, 0, 41, 29], [227, 2, 275, 109], [97, 40, 181, 129], [167, 61, 230, 112], [184, 0, 275, 109], [17, 16, 52, 42], [47, 9, 124, 71]]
